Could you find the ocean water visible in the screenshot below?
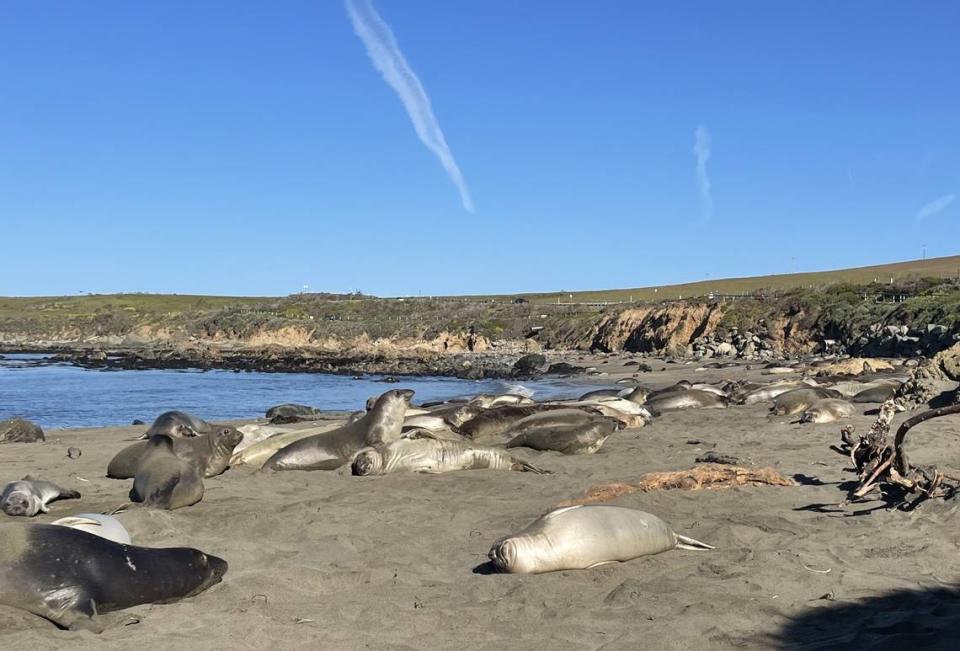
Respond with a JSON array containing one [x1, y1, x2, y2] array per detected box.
[[0, 354, 599, 430]]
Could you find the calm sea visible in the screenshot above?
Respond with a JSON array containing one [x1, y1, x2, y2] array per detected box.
[[0, 354, 600, 430]]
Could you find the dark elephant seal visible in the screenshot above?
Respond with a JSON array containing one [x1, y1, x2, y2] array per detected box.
[[0, 523, 226, 631], [488, 505, 713, 574], [130, 435, 204, 510], [108, 426, 243, 479], [262, 389, 414, 471], [457, 405, 577, 443], [137, 410, 212, 440], [1, 478, 81, 517], [351, 438, 549, 475], [578, 389, 621, 400], [852, 383, 900, 403], [505, 418, 619, 455], [265, 403, 323, 424]]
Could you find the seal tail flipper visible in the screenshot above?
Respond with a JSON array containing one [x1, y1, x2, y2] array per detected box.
[[676, 534, 714, 551], [512, 460, 551, 474], [59, 489, 82, 500]]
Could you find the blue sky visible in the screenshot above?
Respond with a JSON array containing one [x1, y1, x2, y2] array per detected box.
[[1, 1, 957, 297]]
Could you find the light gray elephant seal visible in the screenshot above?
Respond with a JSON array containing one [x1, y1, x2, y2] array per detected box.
[[50, 513, 131, 545], [770, 387, 841, 416], [505, 418, 619, 455], [852, 383, 900, 403], [488, 505, 713, 574], [108, 426, 243, 479], [1, 478, 81, 517], [130, 435, 204, 510], [800, 398, 856, 423], [351, 438, 549, 476], [137, 410, 212, 440], [0, 523, 226, 631], [262, 389, 414, 472], [644, 389, 727, 412]]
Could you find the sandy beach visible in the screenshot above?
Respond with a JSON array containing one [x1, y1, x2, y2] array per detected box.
[[2, 359, 959, 650]]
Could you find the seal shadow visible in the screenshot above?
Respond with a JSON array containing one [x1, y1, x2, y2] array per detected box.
[[768, 585, 960, 650], [472, 561, 500, 575]]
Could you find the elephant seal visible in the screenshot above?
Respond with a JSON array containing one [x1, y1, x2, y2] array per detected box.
[[107, 426, 243, 480], [50, 513, 131, 545], [578, 389, 621, 400], [137, 410, 212, 440], [505, 418, 619, 455], [351, 438, 549, 476], [770, 387, 842, 416], [488, 505, 713, 574], [456, 405, 570, 443], [0, 523, 226, 631], [800, 398, 856, 423], [1, 478, 81, 517], [265, 403, 323, 424], [130, 435, 204, 510], [468, 394, 535, 409], [0, 417, 45, 443], [262, 389, 413, 471], [229, 422, 344, 468], [645, 389, 727, 411], [852, 383, 900, 403]]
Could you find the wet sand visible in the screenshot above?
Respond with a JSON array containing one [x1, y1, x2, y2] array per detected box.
[[2, 361, 959, 650]]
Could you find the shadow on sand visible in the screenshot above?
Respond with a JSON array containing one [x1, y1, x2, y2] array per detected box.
[[772, 585, 960, 650]]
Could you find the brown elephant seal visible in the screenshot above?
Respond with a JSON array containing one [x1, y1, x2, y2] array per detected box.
[[505, 417, 619, 455], [265, 403, 323, 424], [130, 435, 204, 510], [645, 389, 727, 411], [800, 398, 857, 423], [578, 388, 621, 400], [770, 387, 842, 416], [488, 505, 713, 574], [137, 410, 212, 440], [0, 523, 226, 631], [456, 405, 573, 443], [262, 389, 413, 471], [1, 478, 81, 517], [107, 426, 243, 479], [0, 417, 45, 443], [351, 438, 549, 476]]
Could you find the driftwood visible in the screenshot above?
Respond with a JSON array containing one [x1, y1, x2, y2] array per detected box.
[[556, 464, 795, 507], [836, 399, 960, 509]]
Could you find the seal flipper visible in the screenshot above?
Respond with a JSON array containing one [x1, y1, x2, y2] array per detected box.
[[511, 459, 552, 474], [676, 534, 714, 551], [38, 585, 103, 633]]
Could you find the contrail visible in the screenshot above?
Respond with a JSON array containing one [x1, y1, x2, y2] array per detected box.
[[916, 193, 955, 220], [693, 125, 712, 220], [345, 0, 475, 213]]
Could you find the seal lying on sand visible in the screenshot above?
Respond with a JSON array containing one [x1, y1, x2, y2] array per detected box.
[[800, 398, 856, 423], [266, 403, 324, 424], [108, 426, 243, 479], [488, 505, 713, 574], [852, 383, 900, 403], [229, 422, 344, 469], [130, 435, 204, 510], [505, 418, 619, 455], [262, 389, 413, 471], [0, 523, 226, 631], [50, 514, 131, 545], [137, 410, 212, 440], [1, 478, 80, 517], [351, 438, 549, 476], [770, 387, 841, 416], [644, 389, 727, 411]]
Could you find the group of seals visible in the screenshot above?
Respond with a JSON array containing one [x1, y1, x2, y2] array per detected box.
[[0, 523, 226, 632], [262, 389, 414, 471]]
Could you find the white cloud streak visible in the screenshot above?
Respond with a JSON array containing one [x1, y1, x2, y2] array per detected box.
[[916, 193, 955, 220], [346, 0, 474, 213], [693, 125, 712, 220]]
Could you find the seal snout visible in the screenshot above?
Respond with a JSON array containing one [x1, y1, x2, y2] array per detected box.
[[351, 450, 379, 476], [488, 538, 515, 573]]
